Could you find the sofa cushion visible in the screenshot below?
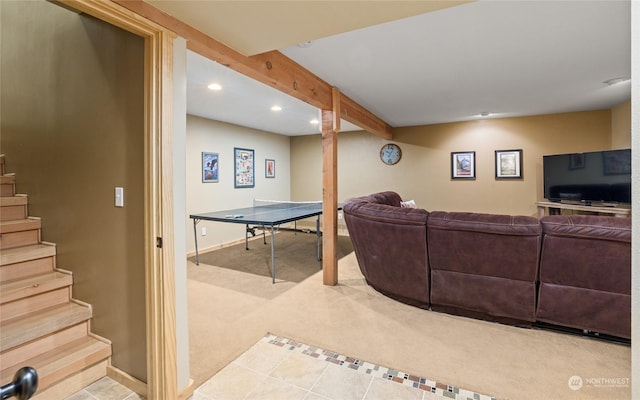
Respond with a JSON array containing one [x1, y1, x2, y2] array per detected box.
[[539, 215, 630, 294], [537, 215, 631, 338], [427, 211, 541, 323], [427, 212, 541, 281]]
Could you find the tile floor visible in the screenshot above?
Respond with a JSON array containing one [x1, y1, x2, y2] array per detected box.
[[65, 377, 145, 400], [66, 333, 496, 400]]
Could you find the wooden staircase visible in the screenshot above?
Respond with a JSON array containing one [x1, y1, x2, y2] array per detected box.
[[0, 154, 112, 399]]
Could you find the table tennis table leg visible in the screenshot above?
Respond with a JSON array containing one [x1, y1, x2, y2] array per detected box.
[[270, 224, 276, 284], [316, 215, 322, 261], [193, 219, 200, 266]]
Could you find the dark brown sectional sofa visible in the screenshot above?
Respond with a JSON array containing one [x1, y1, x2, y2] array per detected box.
[[343, 191, 632, 340]]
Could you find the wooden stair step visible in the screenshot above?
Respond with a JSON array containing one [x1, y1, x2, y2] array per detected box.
[[0, 243, 56, 282], [0, 175, 16, 197], [0, 195, 27, 207], [0, 218, 41, 249], [0, 336, 111, 394], [0, 195, 28, 221], [1, 286, 71, 322], [0, 302, 92, 352], [1, 271, 72, 304], [0, 322, 89, 370], [0, 175, 15, 184], [0, 242, 56, 267], [0, 217, 41, 233]]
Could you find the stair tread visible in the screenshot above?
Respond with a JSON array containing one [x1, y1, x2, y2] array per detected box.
[[0, 174, 15, 181], [0, 217, 41, 233], [0, 243, 56, 266], [0, 302, 92, 351], [0, 335, 111, 390], [0, 271, 72, 304], [0, 195, 27, 206]]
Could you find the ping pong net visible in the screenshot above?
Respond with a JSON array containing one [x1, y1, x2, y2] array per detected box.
[[252, 199, 323, 212]]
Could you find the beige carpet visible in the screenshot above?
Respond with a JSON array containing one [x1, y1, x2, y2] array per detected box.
[[187, 232, 631, 400]]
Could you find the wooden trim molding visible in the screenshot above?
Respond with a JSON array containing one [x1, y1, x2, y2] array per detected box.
[[107, 366, 148, 397], [56, 1, 178, 399]]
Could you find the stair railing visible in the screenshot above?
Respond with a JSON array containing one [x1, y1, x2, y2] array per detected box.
[[0, 367, 38, 400]]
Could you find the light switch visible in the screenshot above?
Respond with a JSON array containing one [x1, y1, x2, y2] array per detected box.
[[115, 187, 124, 207]]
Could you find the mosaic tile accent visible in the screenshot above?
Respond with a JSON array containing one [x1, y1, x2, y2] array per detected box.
[[265, 332, 497, 400]]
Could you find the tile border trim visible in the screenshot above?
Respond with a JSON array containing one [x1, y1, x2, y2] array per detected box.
[[263, 332, 497, 400]]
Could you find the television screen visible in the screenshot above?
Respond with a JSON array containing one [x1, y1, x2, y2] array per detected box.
[[543, 149, 631, 204]]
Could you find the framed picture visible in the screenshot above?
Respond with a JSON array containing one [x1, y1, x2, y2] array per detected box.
[[495, 149, 523, 179], [234, 147, 255, 188], [265, 159, 275, 178], [202, 152, 219, 183], [451, 151, 476, 179]]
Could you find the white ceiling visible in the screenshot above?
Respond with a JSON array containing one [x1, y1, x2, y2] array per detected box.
[[177, 0, 631, 136]]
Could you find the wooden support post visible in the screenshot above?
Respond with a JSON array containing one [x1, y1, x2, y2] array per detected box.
[[321, 95, 338, 285]]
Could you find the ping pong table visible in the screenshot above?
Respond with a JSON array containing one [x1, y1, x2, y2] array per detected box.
[[190, 200, 337, 283]]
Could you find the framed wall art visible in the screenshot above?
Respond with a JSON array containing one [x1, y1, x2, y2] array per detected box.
[[202, 152, 219, 183], [495, 149, 523, 179], [234, 147, 255, 188], [265, 159, 275, 178], [451, 151, 476, 179]]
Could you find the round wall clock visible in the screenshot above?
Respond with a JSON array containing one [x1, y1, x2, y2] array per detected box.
[[380, 143, 402, 165]]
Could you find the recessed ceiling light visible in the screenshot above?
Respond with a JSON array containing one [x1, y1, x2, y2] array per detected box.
[[603, 77, 630, 86], [297, 41, 313, 48], [309, 119, 319, 125], [207, 83, 222, 91], [271, 105, 282, 112]]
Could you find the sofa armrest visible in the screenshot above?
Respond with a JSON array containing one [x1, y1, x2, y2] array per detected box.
[[343, 198, 430, 308], [343, 201, 429, 226]]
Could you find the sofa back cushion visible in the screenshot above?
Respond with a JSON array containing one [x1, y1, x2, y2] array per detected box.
[[427, 211, 542, 323], [537, 215, 631, 338], [428, 212, 542, 281], [343, 197, 430, 307], [539, 215, 631, 293]]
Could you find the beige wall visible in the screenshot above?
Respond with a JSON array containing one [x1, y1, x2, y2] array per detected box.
[[292, 109, 624, 217], [186, 115, 291, 254], [612, 100, 632, 148], [1, 1, 147, 381]]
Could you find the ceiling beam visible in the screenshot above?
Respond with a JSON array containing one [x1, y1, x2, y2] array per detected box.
[[113, 0, 393, 139]]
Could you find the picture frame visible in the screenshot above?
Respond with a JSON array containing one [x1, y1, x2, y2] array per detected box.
[[265, 159, 275, 178], [234, 147, 255, 188], [495, 149, 523, 179], [451, 151, 476, 179], [202, 152, 219, 183]]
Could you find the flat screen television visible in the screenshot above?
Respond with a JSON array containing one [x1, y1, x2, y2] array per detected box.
[[543, 149, 631, 205]]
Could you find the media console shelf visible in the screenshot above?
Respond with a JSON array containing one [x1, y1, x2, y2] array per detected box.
[[536, 201, 631, 218]]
